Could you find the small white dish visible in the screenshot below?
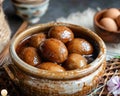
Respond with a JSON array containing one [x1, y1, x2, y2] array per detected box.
[[11, 0, 49, 24]]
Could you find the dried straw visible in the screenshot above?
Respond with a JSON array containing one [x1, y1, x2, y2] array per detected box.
[[88, 58, 120, 96]]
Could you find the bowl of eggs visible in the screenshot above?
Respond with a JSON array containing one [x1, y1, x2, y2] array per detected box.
[[94, 8, 120, 43], [6, 22, 106, 96]]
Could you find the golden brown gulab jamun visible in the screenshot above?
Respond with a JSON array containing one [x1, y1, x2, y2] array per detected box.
[[20, 47, 41, 66], [39, 38, 68, 63], [48, 26, 74, 43], [64, 53, 87, 70], [29, 33, 46, 48], [37, 62, 65, 72], [67, 38, 93, 55]]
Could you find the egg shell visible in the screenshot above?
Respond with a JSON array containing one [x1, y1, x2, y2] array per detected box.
[[103, 8, 120, 19], [99, 17, 118, 31], [115, 15, 120, 27]]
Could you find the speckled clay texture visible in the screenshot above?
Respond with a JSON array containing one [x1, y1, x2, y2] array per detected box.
[[7, 22, 106, 96]]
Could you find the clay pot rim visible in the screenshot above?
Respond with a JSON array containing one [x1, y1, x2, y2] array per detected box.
[[94, 8, 120, 33], [10, 22, 106, 80]]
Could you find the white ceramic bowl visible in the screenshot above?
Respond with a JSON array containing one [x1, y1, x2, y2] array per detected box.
[[11, 0, 49, 24]]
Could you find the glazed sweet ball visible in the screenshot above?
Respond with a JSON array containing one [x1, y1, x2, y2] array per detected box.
[[67, 38, 93, 55], [29, 33, 46, 48], [19, 47, 41, 66], [48, 26, 74, 43], [39, 38, 68, 63], [37, 62, 65, 72], [65, 53, 87, 70]]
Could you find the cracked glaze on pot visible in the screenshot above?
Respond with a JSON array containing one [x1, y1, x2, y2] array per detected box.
[[8, 22, 106, 96]]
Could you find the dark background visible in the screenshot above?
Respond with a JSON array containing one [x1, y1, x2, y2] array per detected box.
[[3, 0, 120, 36]]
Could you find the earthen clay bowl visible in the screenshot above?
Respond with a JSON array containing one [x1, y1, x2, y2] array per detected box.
[[6, 22, 106, 96], [94, 9, 120, 43]]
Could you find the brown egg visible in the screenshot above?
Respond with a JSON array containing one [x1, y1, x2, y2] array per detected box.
[[67, 38, 93, 55], [115, 15, 120, 27], [65, 53, 87, 70], [103, 8, 120, 19], [37, 62, 65, 72], [39, 38, 68, 63], [48, 26, 74, 43], [100, 17, 118, 31], [29, 33, 46, 48], [20, 47, 41, 66]]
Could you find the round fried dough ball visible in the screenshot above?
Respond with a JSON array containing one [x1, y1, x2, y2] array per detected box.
[[20, 47, 41, 66], [39, 38, 68, 63], [48, 26, 74, 43], [67, 38, 93, 55], [29, 33, 46, 48], [65, 53, 87, 70], [37, 62, 65, 72]]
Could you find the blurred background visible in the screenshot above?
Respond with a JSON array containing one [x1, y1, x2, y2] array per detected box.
[[3, 0, 120, 35]]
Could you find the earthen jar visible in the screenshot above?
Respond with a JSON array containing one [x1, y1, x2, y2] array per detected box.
[[5, 22, 106, 96]]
